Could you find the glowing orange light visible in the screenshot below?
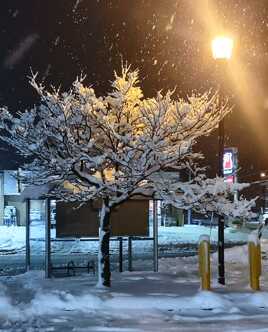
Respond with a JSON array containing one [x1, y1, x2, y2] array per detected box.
[[211, 36, 234, 60]]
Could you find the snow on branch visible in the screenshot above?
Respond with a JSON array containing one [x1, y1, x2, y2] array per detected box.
[[0, 65, 254, 218]]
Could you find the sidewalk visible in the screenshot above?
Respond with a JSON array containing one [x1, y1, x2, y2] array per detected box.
[[1, 239, 268, 331], [1, 265, 268, 331]]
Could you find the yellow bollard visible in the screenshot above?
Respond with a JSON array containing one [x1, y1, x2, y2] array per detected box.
[[198, 235, 211, 290], [256, 243, 262, 277], [248, 234, 261, 291]]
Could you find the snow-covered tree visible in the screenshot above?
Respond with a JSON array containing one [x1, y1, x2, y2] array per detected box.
[[0, 65, 255, 287]]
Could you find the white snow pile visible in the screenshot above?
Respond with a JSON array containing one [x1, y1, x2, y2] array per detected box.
[[159, 240, 251, 277], [106, 290, 238, 314], [247, 292, 268, 308], [158, 225, 251, 245], [27, 290, 102, 315], [0, 283, 22, 321], [181, 291, 240, 314], [212, 242, 249, 265], [0, 226, 26, 253], [0, 277, 263, 324]]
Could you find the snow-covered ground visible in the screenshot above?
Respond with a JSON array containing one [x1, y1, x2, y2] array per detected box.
[[0, 223, 258, 276], [158, 224, 251, 245], [0, 224, 251, 255], [1, 239, 268, 331]]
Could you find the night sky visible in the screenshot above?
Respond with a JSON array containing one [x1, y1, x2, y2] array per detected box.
[[0, 0, 268, 182]]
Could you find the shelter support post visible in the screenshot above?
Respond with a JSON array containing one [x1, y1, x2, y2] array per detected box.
[[45, 199, 51, 278], [128, 236, 132, 272], [153, 200, 158, 272], [119, 237, 123, 272], [25, 199, 31, 271]]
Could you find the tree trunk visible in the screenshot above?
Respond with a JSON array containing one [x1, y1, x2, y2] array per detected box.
[[98, 199, 111, 287]]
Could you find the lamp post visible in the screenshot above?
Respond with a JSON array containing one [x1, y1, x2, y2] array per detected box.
[[211, 36, 234, 285], [260, 172, 268, 221]]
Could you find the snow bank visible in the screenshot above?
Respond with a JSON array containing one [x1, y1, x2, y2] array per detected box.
[[106, 290, 238, 313], [0, 225, 26, 252], [247, 292, 268, 308], [1, 260, 268, 329], [0, 285, 239, 322], [186, 291, 239, 313], [27, 291, 102, 315], [159, 255, 199, 278], [157, 225, 250, 245], [212, 243, 249, 264], [0, 224, 252, 257], [12, 270, 45, 289], [0, 282, 22, 321]]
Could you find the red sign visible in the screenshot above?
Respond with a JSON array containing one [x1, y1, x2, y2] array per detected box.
[[223, 151, 234, 175]]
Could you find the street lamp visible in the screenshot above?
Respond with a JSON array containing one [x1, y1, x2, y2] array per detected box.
[[212, 36, 234, 60], [260, 171, 267, 178], [211, 35, 234, 285]]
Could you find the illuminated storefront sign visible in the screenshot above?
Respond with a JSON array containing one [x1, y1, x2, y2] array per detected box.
[[223, 147, 238, 183], [223, 151, 234, 175]]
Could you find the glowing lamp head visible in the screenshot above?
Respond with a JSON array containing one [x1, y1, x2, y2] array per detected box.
[[211, 36, 234, 60], [260, 172, 267, 178]]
